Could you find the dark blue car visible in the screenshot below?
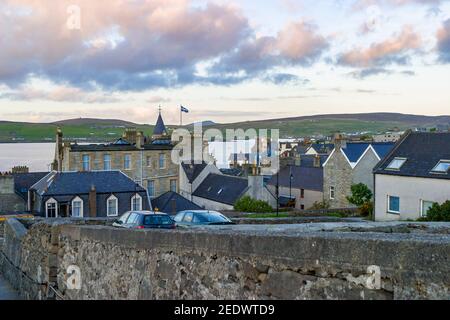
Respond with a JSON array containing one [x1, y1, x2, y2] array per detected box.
[[113, 211, 176, 230]]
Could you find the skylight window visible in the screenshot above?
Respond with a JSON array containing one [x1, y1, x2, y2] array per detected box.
[[386, 157, 407, 170], [431, 160, 450, 173]]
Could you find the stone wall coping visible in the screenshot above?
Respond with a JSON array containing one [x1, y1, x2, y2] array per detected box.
[[6, 218, 28, 239]]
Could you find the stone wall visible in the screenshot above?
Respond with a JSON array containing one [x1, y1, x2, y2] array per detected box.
[[2, 218, 450, 300], [0, 175, 26, 214]]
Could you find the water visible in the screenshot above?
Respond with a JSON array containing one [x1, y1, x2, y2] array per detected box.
[[0, 143, 55, 172]]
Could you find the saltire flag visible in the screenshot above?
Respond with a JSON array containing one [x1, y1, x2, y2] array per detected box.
[[181, 106, 189, 113]]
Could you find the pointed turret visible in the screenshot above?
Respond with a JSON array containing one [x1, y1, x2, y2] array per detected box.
[[152, 107, 169, 142]]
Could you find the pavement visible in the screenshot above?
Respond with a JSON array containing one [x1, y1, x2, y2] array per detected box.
[[0, 273, 20, 300]]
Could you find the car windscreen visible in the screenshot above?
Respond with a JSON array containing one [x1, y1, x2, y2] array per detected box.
[[193, 213, 230, 223], [144, 215, 173, 225]]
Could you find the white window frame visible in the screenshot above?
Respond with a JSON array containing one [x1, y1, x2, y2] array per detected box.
[[124, 154, 132, 170], [82, 154, 91, 171], [147, 180, 155, 198], [329, 186, 335, 200], [431, 160, 450, 173], [104, 154, 112, 171], [146, 156, 152, 167], [170, 179, 177, 192], [159, 153, 166, 169], [45, 198, 58, 218], [386, 157, 407, 171], [387, 195, 400, 214], [420, 200, 435, 218], [107, 195, 119, 217], [131, 194, 142, 211], [71, 196, 84, 218]]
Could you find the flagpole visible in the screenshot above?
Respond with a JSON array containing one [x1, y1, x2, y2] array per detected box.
[[180, 105, 182, 127]]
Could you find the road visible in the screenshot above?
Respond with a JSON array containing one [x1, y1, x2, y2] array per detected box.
[[0, 273, 20, 300]]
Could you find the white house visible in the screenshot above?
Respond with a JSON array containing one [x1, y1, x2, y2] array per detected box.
[[373, 131, 450, 221]]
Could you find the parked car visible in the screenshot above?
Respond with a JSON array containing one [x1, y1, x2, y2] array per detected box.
[[173, 210, 234, 227], [113, 211, 176, 229]]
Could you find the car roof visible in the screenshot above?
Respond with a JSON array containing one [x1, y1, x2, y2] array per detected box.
[[177, 210, 222, 215], [128, 211, 169, 216]]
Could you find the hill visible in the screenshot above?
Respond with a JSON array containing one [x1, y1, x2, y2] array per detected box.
[[0, 112, 449, 142]]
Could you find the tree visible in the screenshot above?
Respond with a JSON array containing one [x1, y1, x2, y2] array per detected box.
[[425, 201, 450, 221], [346, 183, 373, 217], [346, 183, 373, 206]]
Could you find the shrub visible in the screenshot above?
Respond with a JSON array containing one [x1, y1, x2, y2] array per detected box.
[[309, 200, 330, 210], [425, 201, 450, 221], [234, 196, 273, 213], [346, 183, 373, 217]]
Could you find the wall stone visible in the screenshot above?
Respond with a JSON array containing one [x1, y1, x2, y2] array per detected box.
[[323, 150, 354, 208], [2, 219, 450, 300]]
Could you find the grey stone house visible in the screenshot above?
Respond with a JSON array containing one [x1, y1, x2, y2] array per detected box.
[[29, 171, 149, 218], [0, 172, 48, 214], [373, 132, 450, 221], [323, 138, 394, 208]]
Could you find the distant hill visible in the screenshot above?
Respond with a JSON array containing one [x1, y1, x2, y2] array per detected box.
[[0, 113, 449, 142], [52, 118, 138, 127]]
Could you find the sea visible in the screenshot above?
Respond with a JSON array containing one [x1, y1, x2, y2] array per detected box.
[[0, 143, 55, 172]]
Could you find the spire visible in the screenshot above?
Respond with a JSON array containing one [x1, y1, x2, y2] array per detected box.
[[152, 106, 168, 138]]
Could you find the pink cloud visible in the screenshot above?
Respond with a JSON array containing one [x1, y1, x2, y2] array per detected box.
[[339, 26, 421, 67]]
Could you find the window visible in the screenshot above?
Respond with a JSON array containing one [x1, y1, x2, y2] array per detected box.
[[183, 212, 194, 223], [431, 160, 450, 173], [131, 194, 142, 211], [300, 205, 305, 210], [386, 157, 407, 170], [147, 180, 155, 197], [421, 200, 435, 217], [126, 212, 140, 225], [329, 186, 335, 200], [107, 195, 118, 217], [159, 154, 166, 169], [71, 197, 83, 218], [45, 198, 58, 218], [117, 212, 131, 224], [82, 155, 90, 171], [170, 179, 177, 192], [144, 215, 172, 226], [104, 154, 112, 171], [300, 189, 305, 199], [146, 156, 152, 167], [388, 195, 400, 214], [124, 154, 132, 170]]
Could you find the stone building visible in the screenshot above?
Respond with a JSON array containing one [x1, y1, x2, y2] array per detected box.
[[0, 167, 49, 214], [323, 135, 394, 208], [29, 171, 149, 218], [53, 111, 179, 199], [266, 158, 324, 211]]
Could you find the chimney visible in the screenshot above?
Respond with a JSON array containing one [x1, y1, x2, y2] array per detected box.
[[294, 153, 301, 166], [136, 131, 145, 149], [334, 133, 347, 150], [89, 185, 97, 217], [313, 155, 321, 168]]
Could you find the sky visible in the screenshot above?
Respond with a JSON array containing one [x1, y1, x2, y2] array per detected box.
[[0, 0, 449, 125]]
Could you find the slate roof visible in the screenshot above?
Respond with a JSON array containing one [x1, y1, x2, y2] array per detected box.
[[220, 168, 243, 177], [267, 166, 323, 192], [69, 143, 173, 152], [13, 172, 49, 200], [153, 113, 168, 136], [31, 171, 146, 196], [193, 173, 249, 205], [341, 142, 394, 163], [374, 132, 450, 180], [309, 143, 334, 154], [181, 162, 208, 183], [151, 192, 202, 214], [298, 154, 328, 168]]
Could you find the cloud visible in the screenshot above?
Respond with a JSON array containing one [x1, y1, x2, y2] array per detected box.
[[1, 84, 121, 103], [437, 19, 450, 63], [0, 0, 251, 90], [354, 0, 447, 9], [338, 26, 421, 67], [348, 67, 416, 78], [208, 21, 327, 79]]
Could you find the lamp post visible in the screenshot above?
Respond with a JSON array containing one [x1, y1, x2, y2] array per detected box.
[[276, 169, 279, 217]]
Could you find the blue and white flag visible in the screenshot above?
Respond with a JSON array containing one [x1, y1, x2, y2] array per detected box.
[[181, 106, 189, 113]]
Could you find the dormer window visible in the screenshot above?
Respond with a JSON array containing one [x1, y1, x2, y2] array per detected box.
[[386, 157, 407, 170], [431, 160, 450, 173]]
